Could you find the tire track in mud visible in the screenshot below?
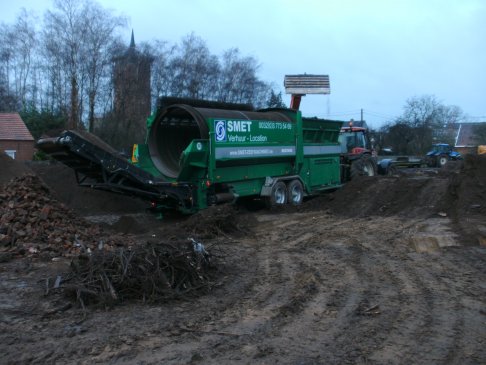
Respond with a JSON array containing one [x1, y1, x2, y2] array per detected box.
[[362, 237, 484, 364], [276, 218, 412, 364], [208, 212, 486, 364], [337, 218, 482, 364], [404, 248, 486, 364], [307, 216, 479, 364], [205, 213, 383, 362]]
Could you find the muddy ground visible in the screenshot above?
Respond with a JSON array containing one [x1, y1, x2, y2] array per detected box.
[[1, 154, 485, 364]]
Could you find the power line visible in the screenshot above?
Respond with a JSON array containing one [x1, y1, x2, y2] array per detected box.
[[364, 110, 398, 120], [324, 109, 362, 117], [326, 113, 362, 118], [325, 109, 398, 121]]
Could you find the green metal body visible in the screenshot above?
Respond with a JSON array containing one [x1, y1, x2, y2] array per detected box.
[[135, 105, 342, 213]]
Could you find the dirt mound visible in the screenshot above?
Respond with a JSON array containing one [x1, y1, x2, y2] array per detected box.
[[337, 175, 449, 217], [295, 156, 486, 245], [0, 153, 32, 186], [28, 161, 148, 216], [174, 204, 253, 239], [443, 155, 486, 245], [299, 156, 486, 221], [299, 174, 449, 218], [447, 154, 486, 215]]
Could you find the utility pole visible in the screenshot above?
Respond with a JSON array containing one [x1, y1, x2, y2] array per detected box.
[[361, 108, 363, 122]]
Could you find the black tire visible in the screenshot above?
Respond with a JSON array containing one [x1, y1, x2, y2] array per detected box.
[[387, 165, 398, 176], [286, 180, 304, 205], [438, 155, 448, 167], [265, 181, 287, 208], [350, 155, 377, 179], [425, 156, 437, 167]]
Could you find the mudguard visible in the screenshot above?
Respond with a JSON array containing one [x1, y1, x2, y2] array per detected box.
[[450, 151, 462, 159], [377, 159, 393, 175]]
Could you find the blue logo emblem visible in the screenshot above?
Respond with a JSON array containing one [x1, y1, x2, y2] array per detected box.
[[215, 120, 226, 142]]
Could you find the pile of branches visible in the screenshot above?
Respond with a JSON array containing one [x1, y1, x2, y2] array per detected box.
[[56, 239, 215, 307]]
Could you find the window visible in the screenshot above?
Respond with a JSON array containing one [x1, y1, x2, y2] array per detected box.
[[4, 150, 16, 159]]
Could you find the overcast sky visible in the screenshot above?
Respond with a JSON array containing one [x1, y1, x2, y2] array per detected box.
[[2, 0, 485, 128]]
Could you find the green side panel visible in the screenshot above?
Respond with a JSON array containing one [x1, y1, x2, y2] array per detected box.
[[303, 156, 341, 191], [207, 116, 300, 196], [208, 117, 298, 182], [214, 161, 293, 182], [210, 118, 296, 163], [227, 179, 266, 197], [302, 117, 343, 144], [299, 117, 343, 192], [212, 118, 296, 146]]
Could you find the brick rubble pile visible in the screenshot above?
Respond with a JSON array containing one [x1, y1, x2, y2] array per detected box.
[[0, 174, 118, 257]]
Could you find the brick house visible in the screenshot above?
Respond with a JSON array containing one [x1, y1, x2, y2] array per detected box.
[[454, 122, 485, 156], [0, 113, 35, 160]]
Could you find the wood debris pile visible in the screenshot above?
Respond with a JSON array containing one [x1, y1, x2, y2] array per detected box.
[[56, 240, 215, 307]]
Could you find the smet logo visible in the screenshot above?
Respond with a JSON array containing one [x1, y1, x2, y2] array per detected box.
[[214, 120, 252, 142]]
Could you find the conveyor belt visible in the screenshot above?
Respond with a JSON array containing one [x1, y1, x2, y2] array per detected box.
[[36, 130, 196, 211]]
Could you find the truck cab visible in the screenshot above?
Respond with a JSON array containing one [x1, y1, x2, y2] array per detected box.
[[339, 125, 372, 155]]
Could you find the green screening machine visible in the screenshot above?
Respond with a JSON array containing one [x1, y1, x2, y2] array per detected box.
[[37, 97, 343, 215]]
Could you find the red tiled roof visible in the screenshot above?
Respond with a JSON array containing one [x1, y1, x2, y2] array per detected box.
[[0, 113, 34, 141], [455, 123, 485, 147]]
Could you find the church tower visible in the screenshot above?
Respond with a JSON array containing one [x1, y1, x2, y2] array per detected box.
[[113, 30, 153, 144]]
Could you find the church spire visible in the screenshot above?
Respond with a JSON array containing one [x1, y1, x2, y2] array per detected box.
[[130, 29, 135, 48]]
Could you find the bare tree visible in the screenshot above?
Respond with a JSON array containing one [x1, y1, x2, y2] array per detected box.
[[0, 79, 19, 112], [382, 95, 464, 155], [41, 31, 69, 114], [151, 38, 273, 108], [403, 95, 440, 128], [44, 0, 87, 128], [168, 33, 220, 100], [0, 23, 14, 102], [147, 40, 177, 107], [266, 89, 286, 108], [80, 2, 126, 132], [43, 0, 126, 130], [218, 48, 270, 105], [0, 10, 39, 110], [12, 9, 38, 108]]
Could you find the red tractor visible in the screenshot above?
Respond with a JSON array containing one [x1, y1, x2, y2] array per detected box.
[[283, 74, 377, 183], [339, 121, 377, 182]]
